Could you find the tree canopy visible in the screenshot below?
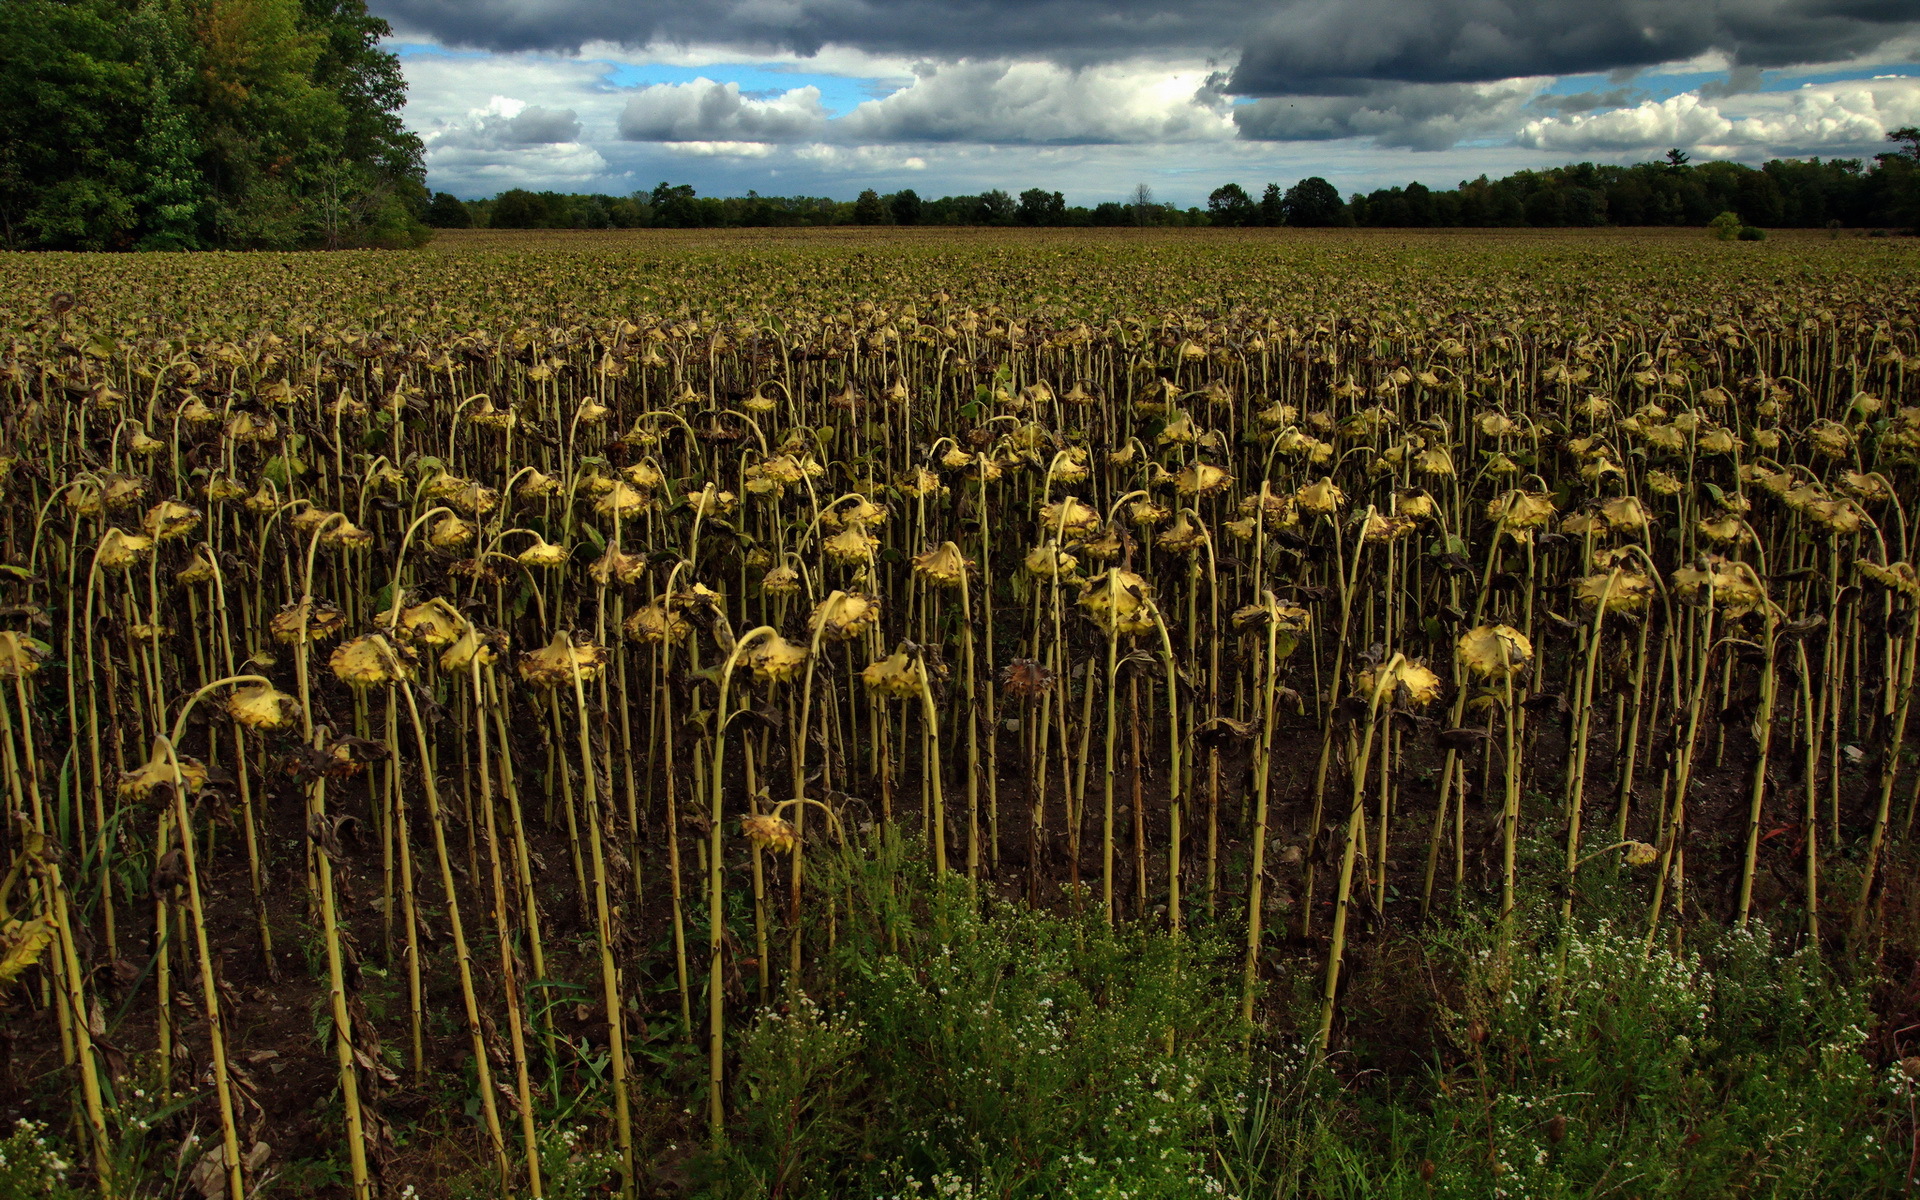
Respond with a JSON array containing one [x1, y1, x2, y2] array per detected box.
[[0, 0, 427, 250]]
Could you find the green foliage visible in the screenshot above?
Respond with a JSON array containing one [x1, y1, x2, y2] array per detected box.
[[1711, 210, 1743, 239], [1738, 225, 1768, 241], [1208, 182, 1256, 226], [425, 191, 471, 228], [853, 188, 887, 226], [0, 1120, 84, 1200], [693, 840, 1247, 1198], [0, 0, 423, 249], [1282, 177, 1349, 227], [1222, 915, 1905, 1199]]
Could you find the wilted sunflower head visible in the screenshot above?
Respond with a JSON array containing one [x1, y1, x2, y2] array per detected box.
[[202, 475, 247, 504], [176, 395, 218, 425], [227, 685, 301, 731], [747, 636, 810, 684], [1457, 625, 1534, 679], [143, 500, 202, 542], [271, 599, 347, 644], [1363, 513, 1417, 544], [1857, 560, 1920, 601], [1236, 490, 1296, 526], [1696, 513, 1752, 545], [587, 544, 646, 588], [96, 528, 154, 571], [1039, 496, 1100, 539], [595, 481, 651, 520], [448, 481, 500, 517], [440, 627, 502, 673], [1156, 511, 1207, 555], [518, 631, 609, 688], [517, 536, 570, 568], [1156, 411, 1197, 446], [1807, 419, 1852, 458], [1356, 659, 1444, 708], [1023, 543, 1079, 579], [399, 597, 468, 648], [1000, 658, 1053, 699], [623, 602, 691, 645], [691, 487, 738, 519], [1127, 498, 1171, 528], [126, 426, 165, 457], [1477, 411, 1522, 438], [742, 813, 798, 854], [1623, 841, 1660, 866], [1396, 489, 1438, 520], [0, 632, 51, 679], [1051, 450, 1091, 486], [1174, 462, 1232, 498], [897, 465, 946, 498], [1256, 400, 1299, 429], [325, 520, 375, 551], [623, 460, 665, 492], [1840, 472, 1893, 504], [1486, 490, 1556, 532], [823, 521, 881, 565], [1803, 497, 1865, 536], [1670, 555, 1768, 616], [1598, 496, 1650, 534], [1414, 446, 1457, 478], [759, 565, 802, 598], [1573, 571, 1655, 614], [912, 542, 970, 588], [330, 634, 415, 687], [1296, 478, 1346, 516], [117, 740, 208, 800], [1079, 568, 1155, 636], [810, 592, 880, 642], [862, 650, 927, 700], [428, 514, 475, 551]]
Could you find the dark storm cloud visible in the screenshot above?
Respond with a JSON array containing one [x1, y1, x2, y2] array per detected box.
[[374, 0, 1249, 61], [376, 0, 1915, 87], [1228, 0, 1915, 95], [1529, 87, 1641, 114], [498, 105, 582, 142], [1234, 82, 1534, 150]]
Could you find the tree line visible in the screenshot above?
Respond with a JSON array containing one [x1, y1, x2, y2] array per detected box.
[[443, 139, 1920, 234], [1, 0, 428, 251]]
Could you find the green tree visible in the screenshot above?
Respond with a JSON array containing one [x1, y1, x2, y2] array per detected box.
[[1016, 188, 1065, 225], [888, 188, 921, 225], [0, 1, 146, 248], [1207, 183, 1254, 226], [0, 0, 421, 249], [853, 188, 886, 225], [976, 189, 1015, 225], [1281, 176, 1347, 227], [426, 191, 471, 228]]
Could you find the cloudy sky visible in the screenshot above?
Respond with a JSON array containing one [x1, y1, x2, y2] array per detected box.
[[373, 0, 1920, 205]]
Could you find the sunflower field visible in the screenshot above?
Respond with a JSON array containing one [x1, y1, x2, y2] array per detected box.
[[0, 227, 1917, 1199]]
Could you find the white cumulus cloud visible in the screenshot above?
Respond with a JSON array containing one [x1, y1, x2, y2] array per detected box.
[[1517, 78, 1920, 155], [618, 78, 830, 142], [839, 60, 1235, 144]]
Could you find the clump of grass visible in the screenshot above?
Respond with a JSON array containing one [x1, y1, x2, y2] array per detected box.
[[1233, 902, 1908, 1199], [694, 834, 1247, 1199]]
